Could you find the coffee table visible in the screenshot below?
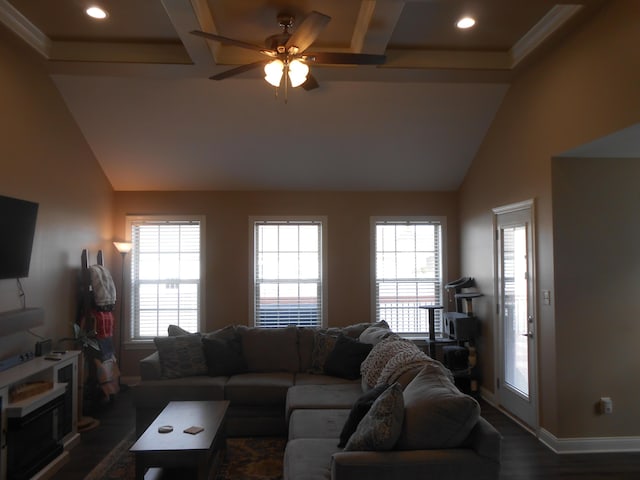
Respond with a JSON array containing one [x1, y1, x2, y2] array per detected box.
[[130, 400, 229, 480]]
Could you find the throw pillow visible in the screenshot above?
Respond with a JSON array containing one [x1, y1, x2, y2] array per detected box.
[[154, 333, 207, 379], [202, 336, 247, 376], [323, 334, 373, 380], [203, 324, 238, 341], [396, 363, 480, 450], [338, 383, 389, 448], [308, 331, 339, 374], [167, 324, 192, 336], [339, 321, 381, 339], [344, 382, 404, 451], [360, 337, 421, 390], [358, 320, 395, 345]]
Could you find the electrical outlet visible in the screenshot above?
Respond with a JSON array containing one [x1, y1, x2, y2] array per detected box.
[[599, 397, 613, 414]]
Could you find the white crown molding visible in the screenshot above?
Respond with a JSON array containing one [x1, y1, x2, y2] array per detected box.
[[510, 4, 583, 67], [0, 0, 51, 57]]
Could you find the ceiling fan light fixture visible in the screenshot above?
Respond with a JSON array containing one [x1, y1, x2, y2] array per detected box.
[[288, 59, 309, 88], [264, 59, 284, 87]]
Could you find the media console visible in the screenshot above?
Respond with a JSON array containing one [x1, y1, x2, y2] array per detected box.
[[0, 351, 79, 480]]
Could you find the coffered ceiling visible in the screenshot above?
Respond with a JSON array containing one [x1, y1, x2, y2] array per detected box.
[[0, 0, 606, 191]]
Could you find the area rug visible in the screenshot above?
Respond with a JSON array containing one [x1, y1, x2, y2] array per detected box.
[[85, 430, 287, 480]]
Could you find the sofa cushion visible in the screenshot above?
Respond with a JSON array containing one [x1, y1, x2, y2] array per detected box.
[[344, 382, 404, 451], [338, 383, 389, 448], [224, 372, 294, 406], [202, 336, 247, 376], [323, 335, 373, 380], [285, 384, 363, 421], [288, 409, 350, 440], [284, 438, 340, 480], [139, 351, 162, 380], [294, 373, 359, 386], [153, 333, 207, 378], [238, 326, 300, 373], [131, 375, 227, 407], [396, 363, 481, 450]]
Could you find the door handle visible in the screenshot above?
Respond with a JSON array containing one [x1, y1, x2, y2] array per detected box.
[[521, 332, 533, 338]]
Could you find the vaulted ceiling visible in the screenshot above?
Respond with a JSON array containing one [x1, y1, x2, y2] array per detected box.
[[1, 0, 605, 191]]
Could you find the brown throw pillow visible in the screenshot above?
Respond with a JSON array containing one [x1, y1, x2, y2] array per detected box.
[[344, 382, 404, 451], [202, 336, 247, 376], [323, 334, 373, 380], [153, 333, 207, 379], [338, 383, 389, 448]]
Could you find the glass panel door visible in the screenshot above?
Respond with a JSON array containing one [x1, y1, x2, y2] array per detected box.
[[494, 200, 537, 429]]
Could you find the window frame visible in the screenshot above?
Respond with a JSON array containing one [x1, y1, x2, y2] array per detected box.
[[249, 216, 328, 328], [125, 214, 206, 344], [370, 216, 447, 335]]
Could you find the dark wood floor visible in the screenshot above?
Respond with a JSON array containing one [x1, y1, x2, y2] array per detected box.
[[49, 388, 640, 479], [50, 385, 136, 480], [480, 401, 640, 479]]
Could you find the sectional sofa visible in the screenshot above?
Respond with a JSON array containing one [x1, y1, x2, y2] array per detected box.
[[132, 322, 501, 480]]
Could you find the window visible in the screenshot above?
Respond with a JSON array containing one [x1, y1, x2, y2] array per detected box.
[[252, 218, 326, 328], [127, 216, 204, 341], [372, 217, 445, 334]]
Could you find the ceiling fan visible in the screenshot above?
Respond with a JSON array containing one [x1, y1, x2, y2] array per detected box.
[[191, 10, 386, 93]]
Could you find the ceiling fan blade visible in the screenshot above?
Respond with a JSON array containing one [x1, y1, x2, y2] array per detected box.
[[209, 61, 268, 81], [306, 52, 386, 65], [301, 73, 319, 91], [286, 11, 330, 53], [191, 30, 274, 56]]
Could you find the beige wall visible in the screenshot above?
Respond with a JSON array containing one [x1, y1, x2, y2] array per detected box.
[[552, 157, 640, 437], [0, 25, 114, 356], [113, 190, 459, 373], [459, 0, 640, 437]]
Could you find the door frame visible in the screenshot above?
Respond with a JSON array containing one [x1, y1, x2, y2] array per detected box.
[[492, 199, 539, 431]]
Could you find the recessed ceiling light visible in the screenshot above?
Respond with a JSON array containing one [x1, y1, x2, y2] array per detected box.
[[86, 6, 108, 19], [457, 17, 476, 29]]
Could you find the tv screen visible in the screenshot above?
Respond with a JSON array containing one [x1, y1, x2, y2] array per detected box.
[[0, 194, 39, 280]]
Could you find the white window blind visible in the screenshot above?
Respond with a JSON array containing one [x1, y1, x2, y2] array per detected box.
[[129, 217, 202, 339], [253, 219, 325, 328], [373, 218, 444, 334]]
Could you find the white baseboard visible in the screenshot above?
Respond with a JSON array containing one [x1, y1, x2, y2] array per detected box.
[[538, 428, 640, 454], [479, 386, 496, 406], [479, 388, 640, 454]]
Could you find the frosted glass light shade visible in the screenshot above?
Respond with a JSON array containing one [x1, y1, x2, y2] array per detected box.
[[113, 242, 132, 254], [264, 60, 284, 87], [288, 60, 309, 87]]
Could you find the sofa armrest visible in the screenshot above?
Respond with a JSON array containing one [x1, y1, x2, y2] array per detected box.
[[466, 416, 502, 463], [139, 351, 162, 380], [331, 448, 500, 480]]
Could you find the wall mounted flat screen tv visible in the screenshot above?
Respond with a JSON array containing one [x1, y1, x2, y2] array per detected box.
[[0, 194, 39, 279]]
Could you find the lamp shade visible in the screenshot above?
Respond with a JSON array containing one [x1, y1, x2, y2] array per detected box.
[[113, 241, 132, 254], [288, 59, 309, 87], [264, 59, 284, 87]]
